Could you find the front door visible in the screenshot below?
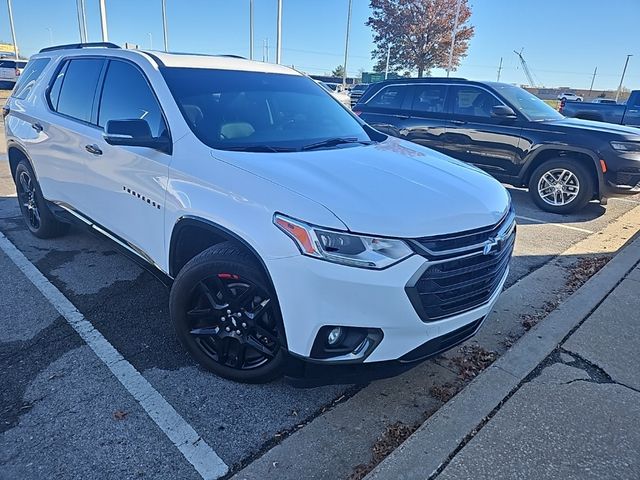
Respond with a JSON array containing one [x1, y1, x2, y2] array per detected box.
[[80, 58, 171, 268], [441, 85, 523, 179]]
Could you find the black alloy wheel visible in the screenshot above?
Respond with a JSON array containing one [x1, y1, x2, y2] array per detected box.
[[170, 242, 286, 383]]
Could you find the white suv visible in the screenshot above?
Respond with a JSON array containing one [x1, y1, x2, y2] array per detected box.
[[5, 43, 515, 385]]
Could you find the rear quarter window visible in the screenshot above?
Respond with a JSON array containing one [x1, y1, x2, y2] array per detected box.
[[12, 58, 51, 100]]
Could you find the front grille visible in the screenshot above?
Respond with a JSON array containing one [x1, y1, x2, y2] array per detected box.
[[407, 212, 516, 322]]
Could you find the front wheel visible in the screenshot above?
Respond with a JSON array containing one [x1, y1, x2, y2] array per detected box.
[[528, 159, 594, 214], [169, 242, 286, 383]]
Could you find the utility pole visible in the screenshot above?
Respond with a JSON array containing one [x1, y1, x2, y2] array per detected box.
[[276, 0, 282, 64], [161, 0, 169, 51], [497, 57, 503, 82], [263, 38, 270, 63], [99, 0, 108, 42], [76, 0, 88, 43], [588, 66, 597, 97], [615, 55, 632, 102], [446, 0, 462, 77], [384, 44, 391, 80], [249, 0, 254, 60], [6, 0, 18, 59], [342, 0, 352, 87], [148, 32, 153, 50], [46, 27, 53, 46]]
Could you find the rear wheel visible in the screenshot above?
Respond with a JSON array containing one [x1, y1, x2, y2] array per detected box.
[[14, 160, 69, 238], [528, 158, 594, 214], [169, 242, 286, 383]]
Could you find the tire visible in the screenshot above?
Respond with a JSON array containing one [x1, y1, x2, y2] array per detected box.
[[14, 160, 69, 238], [169, 242, 286, 383], [528, 158, 594, 214]]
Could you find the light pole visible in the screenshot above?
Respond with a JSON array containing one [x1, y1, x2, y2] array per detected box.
[[6, 0, 18, 59], [249, 0, 254, 60], [615, 55, 632, 102], [446, 0, 462, 77], [342, 0, 352, 87], [76, 0, 88, 43], [497, 57, 503, 82], [384, 44, 391, 80], [588, 66, 597, 98], [276, 0, 282, 64], [99, 0, 109, 42], [161, 0, 169, 51]]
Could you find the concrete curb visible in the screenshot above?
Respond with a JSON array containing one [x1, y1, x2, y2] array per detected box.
[[365, 234, 640, 480]]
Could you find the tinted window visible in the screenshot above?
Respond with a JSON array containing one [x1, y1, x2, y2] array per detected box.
[[368, 85, 408, 110], [490, 83, 563, 121], [161, 67, 376, 151], [0, 60, 16, 68], [48, 61, 68, 110], [412, 84, 447, 113], [452, 86, 502, 118], [98, 60, 166, 137], [12, 58, 50, 99], [56, 58, 104, 122]]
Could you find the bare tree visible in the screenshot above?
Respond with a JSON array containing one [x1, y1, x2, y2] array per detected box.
[[367, 0, 474, 77]]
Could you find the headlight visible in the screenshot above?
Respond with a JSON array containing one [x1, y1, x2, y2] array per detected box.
[[274, 214, 413, 269], [610, 141, 640, 152]]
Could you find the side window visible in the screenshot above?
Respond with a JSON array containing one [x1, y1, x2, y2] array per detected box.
[[98, 60, 166, 137], [47, 61, 68, 110], [452, 86, 503, 118], [12, 58, 50, 100], [412, 84, 447, 114], [56, 58, 104, 122], [368, 85, 409, 110]]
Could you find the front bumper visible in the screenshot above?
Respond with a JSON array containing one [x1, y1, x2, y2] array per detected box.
[[267, 250, 509, 375], [601, 151, 640, 196]]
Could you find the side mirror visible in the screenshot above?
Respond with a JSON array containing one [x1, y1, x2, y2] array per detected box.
[[491, 105, 517, 119], [103, 119, 171, 154]]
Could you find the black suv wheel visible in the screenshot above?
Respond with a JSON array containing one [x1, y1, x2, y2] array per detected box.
[[528, 158, 594, 214], [15, 160, 69, 238], [169, 242, 286, 383]]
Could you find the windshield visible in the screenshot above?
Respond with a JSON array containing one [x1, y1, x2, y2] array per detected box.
[[489, 83, 563, 121], [161, 67, 373, 151]]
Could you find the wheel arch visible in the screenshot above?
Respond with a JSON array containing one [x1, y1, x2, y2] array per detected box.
[[520, 146, 603, 197], [7, 142, 35, 182]]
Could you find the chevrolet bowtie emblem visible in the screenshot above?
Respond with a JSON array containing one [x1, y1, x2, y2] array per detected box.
[[483, 236, 502, 255]]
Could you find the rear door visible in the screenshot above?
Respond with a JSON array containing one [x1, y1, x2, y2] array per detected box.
[[357, 84, 414, 138], [79, 58, 171, 266], [403, 83, 449, 152], [26, 57, 105, 208], [441, 85, 523, 178]]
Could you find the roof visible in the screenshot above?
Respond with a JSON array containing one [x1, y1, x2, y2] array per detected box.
[[145, 51, 301, 75], [35, 43, 301, 76]]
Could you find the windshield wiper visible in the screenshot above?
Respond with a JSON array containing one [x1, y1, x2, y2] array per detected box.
[[301, 137, 374, 151], [224, 145, 297, 153]]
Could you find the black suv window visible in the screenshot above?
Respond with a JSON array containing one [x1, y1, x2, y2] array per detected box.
[[452, 86, 502, 118], [368, 85, 409, 110], [98, 60, 166, 137], [12, 58, 50, 100], [412, 84, 447, 113], [55, 58, 104, 123]]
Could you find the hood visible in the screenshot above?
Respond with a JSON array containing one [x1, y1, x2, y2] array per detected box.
[[548, 117, 640, 138], [212, 138, 511, 238]]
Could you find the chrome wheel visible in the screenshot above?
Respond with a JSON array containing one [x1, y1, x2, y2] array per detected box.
[[186, 273, 280, 370], [537, 168, 580, 206], [17, 170, 41, 230]]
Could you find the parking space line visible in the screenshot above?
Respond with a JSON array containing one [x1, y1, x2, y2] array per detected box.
[[515, 215, 594, 234], [0, 231, 228, 480]]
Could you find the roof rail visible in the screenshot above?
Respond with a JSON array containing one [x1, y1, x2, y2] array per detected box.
[[39, 42, 120, 53]]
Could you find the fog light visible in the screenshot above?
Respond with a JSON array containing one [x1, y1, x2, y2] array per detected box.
[[327, 327, 344, 346]]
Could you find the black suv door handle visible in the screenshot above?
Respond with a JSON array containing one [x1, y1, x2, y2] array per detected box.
[[85, 144, 103, 155], [450, 119, 467, 125], [31, 122, 43, 132]]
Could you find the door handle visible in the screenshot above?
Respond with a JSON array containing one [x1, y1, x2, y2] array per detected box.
[[31, 122, 43, 132], [450, 119, 467, 125], [85, 144, 103, 155]]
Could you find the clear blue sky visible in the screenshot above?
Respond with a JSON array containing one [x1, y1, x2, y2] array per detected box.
[[0, 0, 637, 90]]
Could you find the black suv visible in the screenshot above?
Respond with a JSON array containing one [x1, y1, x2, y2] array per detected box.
[[354, 78, 640, 213]]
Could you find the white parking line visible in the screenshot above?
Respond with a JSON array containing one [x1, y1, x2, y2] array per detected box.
[[0, 231, 228, 480], [515, 215, 594, 234]]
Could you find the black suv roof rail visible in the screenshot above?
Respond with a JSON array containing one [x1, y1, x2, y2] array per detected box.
[[39, 42, 120, 53], [380, 76, 467, 83]]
